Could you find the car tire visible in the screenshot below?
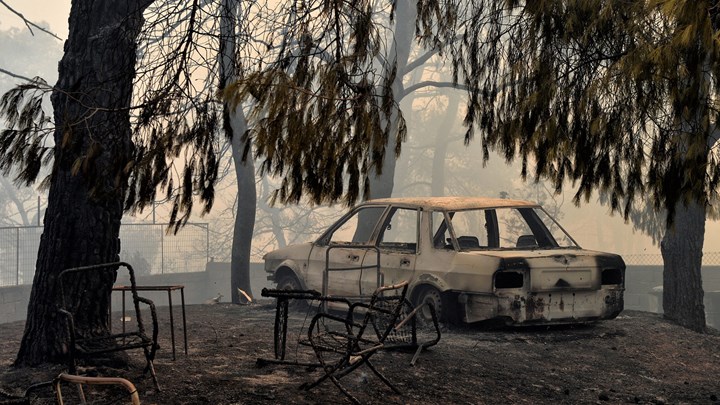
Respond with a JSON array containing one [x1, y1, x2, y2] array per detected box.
[[276, 272, 302, 291], [415, 286, 443, 324]]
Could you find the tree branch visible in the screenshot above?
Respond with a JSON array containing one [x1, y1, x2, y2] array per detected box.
[[0, 67, 35, 83], [403, 49, 439, 76], [402, 80, 465, 97], [0, 0, 62, 41]]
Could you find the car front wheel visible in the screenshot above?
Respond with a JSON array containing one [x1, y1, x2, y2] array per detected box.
[[275, 272, 308, 311], [276, 273, 302, 291]]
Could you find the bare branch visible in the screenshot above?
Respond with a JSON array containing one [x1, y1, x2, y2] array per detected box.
[[402, 80, 464, 97], [0, 0, 63, 40], [0, 67, 36, 83]]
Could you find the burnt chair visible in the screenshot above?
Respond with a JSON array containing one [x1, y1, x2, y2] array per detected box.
[[57, 262, 160, 390], [300, 281, 425, 404]]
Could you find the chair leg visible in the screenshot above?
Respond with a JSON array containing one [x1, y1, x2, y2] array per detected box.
[[303, 355, 401, 403], [144, 358, 160, 391], [364, 358, 401, 395], [142, 346, 161, 391], [328, 375, 361, 405], [300, 350, 362, 391], [299, 359, 346, 391]]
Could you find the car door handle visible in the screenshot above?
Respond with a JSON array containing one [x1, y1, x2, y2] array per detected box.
[[348, 254, 360, 262], [400, 258, 411, 266]]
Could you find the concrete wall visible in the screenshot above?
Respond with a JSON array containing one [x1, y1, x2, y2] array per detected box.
[[0, 284, 32, 324], [625, 265, 720, 329], [0, 262, 271, 324]]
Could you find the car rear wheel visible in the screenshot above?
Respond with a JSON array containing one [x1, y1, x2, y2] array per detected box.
[[415, 286, 443, 324]]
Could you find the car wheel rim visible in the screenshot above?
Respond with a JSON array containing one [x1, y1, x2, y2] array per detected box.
[[419, 288, 442, 322]]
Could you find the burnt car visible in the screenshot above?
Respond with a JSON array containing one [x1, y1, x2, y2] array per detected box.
[[263, 197, 625, 325]]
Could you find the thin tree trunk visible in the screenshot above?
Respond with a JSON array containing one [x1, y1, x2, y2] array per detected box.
[[220, 0, 256, 303], [661, 200, 706, 332], [15, 0, 150, 366], [367, 0, 415, 199], [230, 115, 256, 303], [430, 92, 460, 197]]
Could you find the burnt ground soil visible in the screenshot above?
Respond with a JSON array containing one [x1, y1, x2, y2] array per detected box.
[[2, 301, 720, 404]]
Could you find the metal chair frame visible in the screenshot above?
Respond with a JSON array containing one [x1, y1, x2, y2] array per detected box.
[[299, 281, 434, 404], [57, 262, 160, 390]]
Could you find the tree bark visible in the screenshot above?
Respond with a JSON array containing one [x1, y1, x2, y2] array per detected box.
[[220, 0, 256, 303], [14, 0, 150, 366], [661, 200, 706, 332]]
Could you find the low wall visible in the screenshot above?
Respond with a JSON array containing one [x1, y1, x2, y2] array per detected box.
[[0, 262, 270, 324], [625, 265, 720, 329], [0, 284, 32, 324]]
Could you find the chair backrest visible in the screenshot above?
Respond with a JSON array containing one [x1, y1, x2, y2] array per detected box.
[[58, 262, 144, 333], [359, 281, 409, 343]]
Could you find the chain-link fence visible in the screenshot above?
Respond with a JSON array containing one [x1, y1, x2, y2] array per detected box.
[[0, 226, 43, 286], [623, 251, 720, 266], [0, 223, 209, 287]]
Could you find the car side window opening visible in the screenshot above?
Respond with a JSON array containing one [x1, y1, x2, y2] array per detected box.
[[377, 208, 418, 252], [446, 210, 492, 249], [495, 208, 536, 248], [326, 206, 386, 245]]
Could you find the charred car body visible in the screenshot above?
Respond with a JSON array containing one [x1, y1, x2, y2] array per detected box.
[[263, 197, 625, 325]]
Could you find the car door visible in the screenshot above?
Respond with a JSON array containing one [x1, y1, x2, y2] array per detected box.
[[307, 205, 387, 297], [361, 207, 419, 294]]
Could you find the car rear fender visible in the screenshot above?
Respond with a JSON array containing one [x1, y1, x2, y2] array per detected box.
[[409, 273, 450, 299]]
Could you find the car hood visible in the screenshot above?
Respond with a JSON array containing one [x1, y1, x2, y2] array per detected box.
[[263, 242, 314, 262]]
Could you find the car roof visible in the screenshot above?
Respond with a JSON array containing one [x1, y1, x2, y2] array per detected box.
[[363, 196, 539, 211]]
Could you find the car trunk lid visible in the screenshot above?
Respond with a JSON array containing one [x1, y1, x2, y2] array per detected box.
[[486, 249, 602, 292]]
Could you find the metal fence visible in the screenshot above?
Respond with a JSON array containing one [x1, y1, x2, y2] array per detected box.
[[623, 251, 720, 266], [0, 223, 209, 287]]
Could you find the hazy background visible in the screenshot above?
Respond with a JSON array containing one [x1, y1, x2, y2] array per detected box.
[[1, 0, 717, 264]]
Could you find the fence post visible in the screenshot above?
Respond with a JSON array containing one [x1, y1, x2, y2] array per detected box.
[[16, 227, 20, 285], [160, 225, 165, 275]]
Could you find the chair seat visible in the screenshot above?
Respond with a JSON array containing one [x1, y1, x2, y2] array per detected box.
[[75, 332, 154, 355]]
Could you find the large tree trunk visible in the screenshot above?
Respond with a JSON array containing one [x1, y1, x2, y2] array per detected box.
[[661, 200, 706, 332], [220, 0, 256, 303], [14, 0, 150, 366]]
